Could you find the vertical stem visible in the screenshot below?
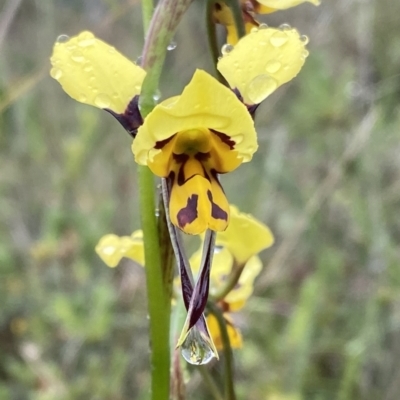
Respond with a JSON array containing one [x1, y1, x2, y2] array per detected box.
[[138, 0, 194, 398]]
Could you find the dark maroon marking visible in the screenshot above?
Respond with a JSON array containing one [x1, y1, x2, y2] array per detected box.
[[177, 194, 198, 228], [195, 152, 211, 162], [155, 136, 174, 149], [104, 95, 143, 137], [207, 190, 228, 221], [177, 161, 188, 186], [172, 153, 189, 164], [209, 129, 235, 150]]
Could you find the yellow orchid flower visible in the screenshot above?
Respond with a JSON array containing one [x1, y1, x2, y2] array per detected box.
[[217, 26, 308, 105], [95, 230, 145, 267], [50, 31, 146, 135], [132, 69, 257, 235], [206, 313, 242, 350]]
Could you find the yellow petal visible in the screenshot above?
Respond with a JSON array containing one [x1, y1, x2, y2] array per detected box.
[[132, 69, 257, 165], [256, 0, 319, 12], [216, 205, 274, 265], [50, 31, 146, 113], [206, 313, 243, 350], [217, 27, 308, 104], [95, 230, 144, 267]]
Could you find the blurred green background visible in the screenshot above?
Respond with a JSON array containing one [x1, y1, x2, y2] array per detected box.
[[1, 0, 400, 398]]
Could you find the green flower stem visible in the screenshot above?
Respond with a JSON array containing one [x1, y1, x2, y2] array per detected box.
[[208, 302, 236, 400], [142, 0, 153, 33], [211, 261, 245, 303], [225, 0, 245, 39], [139, 0, 195, 117], [138, 0, 194, 398]]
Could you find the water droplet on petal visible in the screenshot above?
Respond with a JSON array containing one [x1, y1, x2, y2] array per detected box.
[[300, 34, 309, 45], [79, 94, 87, 102], [167, 41, 177, 51], [250, 27, 259, 33], [71, 50, 85, 63], [180, 328, 217, 365], [301, 49, 309, 60], [245, 74, 278, 104], [94, 93, 111, 108], [56, 34, 70, 43], [232, 134, 244, 144], [50, 67, 63, 80], [83, 64, 93, 72], [77, 31, 95, 47], [108, 46, 116, 54], [136, 56, 143, 66], [258, 23, 268, 29], [221, 43, 234, 56], [269, 31, 288, 47], [265, 60, 282, 74], [279, 23, 291, 31]]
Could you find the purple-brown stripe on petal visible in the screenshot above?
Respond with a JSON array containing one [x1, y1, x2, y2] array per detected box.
[[105, 95, 143, 137], [155, 135, 175, 149], [210, 129, 235, 150], [177, 194, 198, 228], [207, 190, 228, 221]]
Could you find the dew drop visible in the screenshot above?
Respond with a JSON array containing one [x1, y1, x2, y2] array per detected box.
[[258, 23, 268, 29], [94, 93, 111, 108], [250, 27, 259, 33], [265, 60, 282, 74], [108, 46, 116, 54], [221, 43, 234, 56], [78, 94, 87, 102], [83, 64, 93, 72], [301, 49, 310, 60], [77, 31, 95, 47], [56, 34, 70, 43], [167, 41, 177, 51], [279, 23, 292, 31], [180, 328, 217, 365], [50, 67, 63, 80], [300, 34, 309, 45], [152, 90, 161, 102], [269, 31, 288, 47], [136, 56, 143, 66], [245, 74, 278, 104], [232, 134, 244, 144], [71, 51, 85, 63]]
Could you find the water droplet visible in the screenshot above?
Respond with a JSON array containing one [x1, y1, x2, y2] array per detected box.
[[56, 34, 70, 43], [155, 209, 160, 217], [301, 49, 309, 60], [50, 67, 63, 80], [152, 90, 161, 102], [180, 328, 217, 365], [245, 74, 278, 104], [71, 50, 85, 63], [300, 34, 309, 45], [221, 43, 234, 56], [78, 94, 87, 102], [83, 64, 93, 72], [258, 23, 268, 29], [265, 60, 282, 74], [269, 31, 288, 47], [77, 31, 95, 47], [250, 27, 259, 33], [167, 41, 177, 51], [279, 23, 292, 31], [232, 134, 244, 144], [136, 56, 143, 66], [108, 46, 116, 54], [94, 93, 111, 108]]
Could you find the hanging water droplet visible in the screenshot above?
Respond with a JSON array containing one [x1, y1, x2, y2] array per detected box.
[[136, 56, 143, 66], [301, 49, 309, 60], [300, 34, 309, 45], [71, 50, 85, 63], [245, 74, 278, 104], [50, 67, 63, 80], [250, 27, 259, 33], [155, 209, 160, 217], [221, 43, 234, 56], [94, 93, 111, 108], [258, 23, 268, 29], [56, 34, 70, 43], [265, 60, 282, 74], [279, 23, 291, 31], [77, 31, 95, 47], [180, 328, 217, 365], [269, 31, 288, 47], [167, 41, 177, 51]]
